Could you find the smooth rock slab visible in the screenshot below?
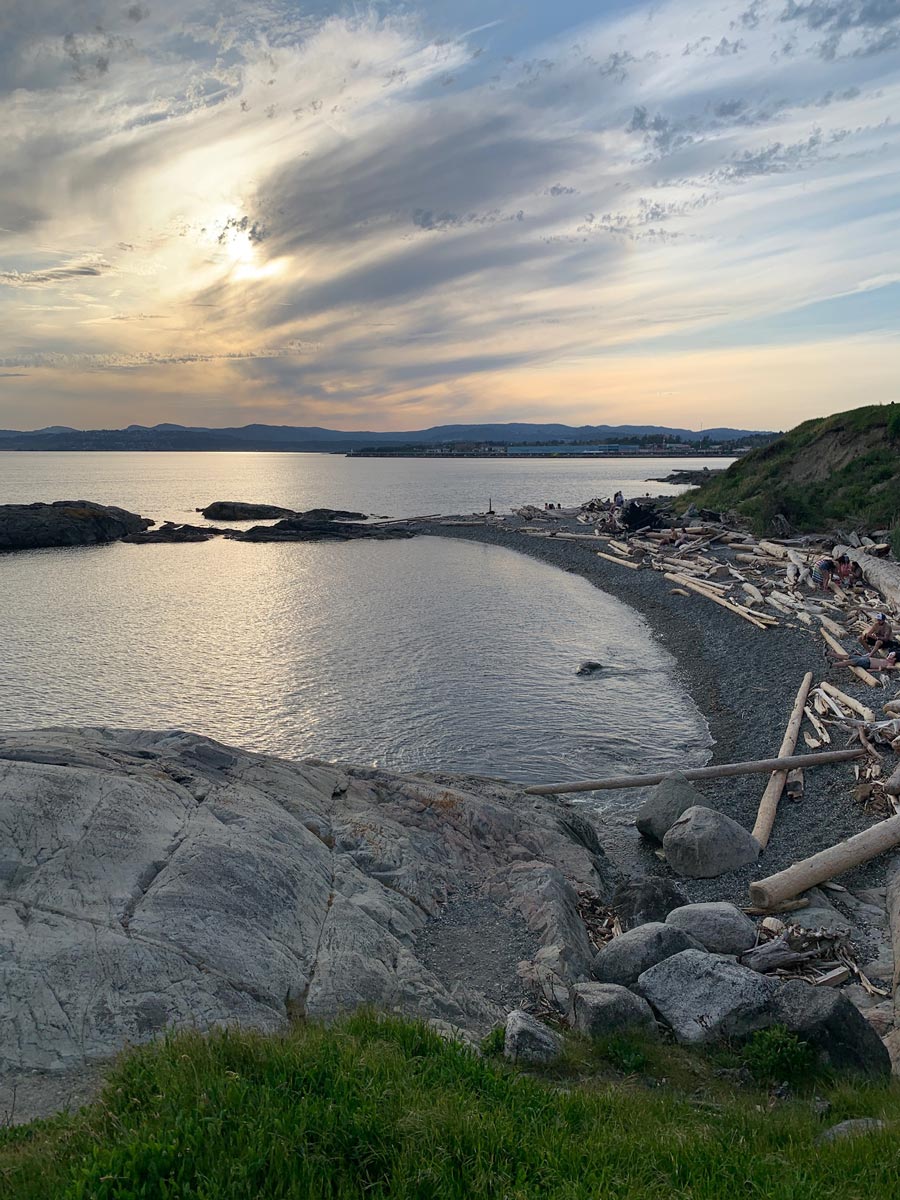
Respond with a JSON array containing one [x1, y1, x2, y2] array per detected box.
[[665, 903, 757, 955], [635, 775, 706, 843], [593, 922, 701, 988], [571, 984, 656, 1039], [0, 727, 607, 1076], [663, 806, 760, 878], [504, 1010, 563, 1064], [636, 950, 777, 1045]]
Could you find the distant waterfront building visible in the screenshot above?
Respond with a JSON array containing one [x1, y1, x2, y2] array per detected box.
[[506, 444, 638, 457]]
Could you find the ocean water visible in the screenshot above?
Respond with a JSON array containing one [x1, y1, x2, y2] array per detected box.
[[0, 450, 733, 525], [0, 452, 714, 815]]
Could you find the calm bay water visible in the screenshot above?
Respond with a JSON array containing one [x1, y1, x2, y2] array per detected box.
[[0, 452, 714, 814], [0, 450, 733, 525]]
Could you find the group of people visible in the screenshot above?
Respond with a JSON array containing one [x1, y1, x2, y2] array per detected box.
[[812, 553, 864, 591], [831, 612, 899, 672]]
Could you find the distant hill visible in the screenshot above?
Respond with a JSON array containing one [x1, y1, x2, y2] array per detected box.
[[0, 421, 772, 452], [687, 404, 900, 532]]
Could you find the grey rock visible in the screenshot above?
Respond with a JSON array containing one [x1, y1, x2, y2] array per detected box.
[[610, 877, 689, 930], [636, 950, 777, 1045], [0, 727, 607, 1078], [862, 1002, 894, 1038], [818, 1118, 887, 1144], [230, 517, 412, 543], [663, 806, 760, 878], [576, 661, 603, 676], [0, 501, 151, 552], [774, 980, 891, 1077], [503, 1009, 563, 1064], [635, 774, 705, 843], [571, 984, 656, 1039], [665, 902, 757, 955], [593, 923, 701, 988], [124, 521, 224, 544]]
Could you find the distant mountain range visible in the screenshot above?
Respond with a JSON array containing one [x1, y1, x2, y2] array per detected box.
[[0, 421, 774, 452]]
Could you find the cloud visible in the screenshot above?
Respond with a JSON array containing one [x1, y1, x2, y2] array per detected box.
[[0, 0, 899, 430]]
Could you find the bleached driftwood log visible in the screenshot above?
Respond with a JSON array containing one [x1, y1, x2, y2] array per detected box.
[[751, 672, 814, 849], [749, 814, 900, 908]]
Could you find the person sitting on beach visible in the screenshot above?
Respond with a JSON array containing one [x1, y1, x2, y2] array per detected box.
[[811, 555, 850, 591], [862, 613, 897, 653], [830, 650, 898, 671]]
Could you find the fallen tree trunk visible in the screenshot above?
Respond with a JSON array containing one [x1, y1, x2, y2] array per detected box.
[[751, 672, 814, 849], [749, 814, 900, 908], [834, 544, 900, 611], [524, 748, 864, 795]]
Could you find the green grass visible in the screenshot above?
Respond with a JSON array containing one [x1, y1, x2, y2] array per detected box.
[[687, 403, 900, 533], [3, 1014, 900, 1199]]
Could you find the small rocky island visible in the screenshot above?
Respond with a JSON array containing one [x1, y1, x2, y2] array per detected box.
[[0, 501, 151, 551]]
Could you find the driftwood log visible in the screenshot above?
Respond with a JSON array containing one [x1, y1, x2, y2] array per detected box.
[[819, 680, 876, 722], [739, 934, 821, 974], [751, 672, 814, 849], [834, 544, 900, 611], [525, 748, 864, 795], [749, 814, 900, 908]]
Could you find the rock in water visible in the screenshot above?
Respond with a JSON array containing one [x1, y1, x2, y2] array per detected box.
[[230, 517, 411, 542], [662, 806, 760, 878], [199, 501, 299, 520], [576, 661, 603, 676], [665, 903, 757, 955], [0, 728, 608, 1077], [635, 774, 705, 843], [0, 501, 151, 552], [503, 1010, 563, 1064]]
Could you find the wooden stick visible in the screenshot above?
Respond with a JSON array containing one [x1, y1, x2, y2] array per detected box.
[[820, 680, 876, 722], [595, 550, 641, 570], [820, 628, 879, 687], [743, 898, 810, 917], [752, 672, 814, 849], [749, 814, 900, 908], [662, 574, 769, 629], [524, 748, 865, 795], [803, 705, 831, 744]]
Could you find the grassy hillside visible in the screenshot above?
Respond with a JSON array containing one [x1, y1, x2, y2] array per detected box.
[[3, 1013, 900, 1199], [688, 404, 900, 533]]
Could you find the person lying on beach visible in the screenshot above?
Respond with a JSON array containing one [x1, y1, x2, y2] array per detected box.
[[862, 614, 897, 653], [830, 651, 898, 671]]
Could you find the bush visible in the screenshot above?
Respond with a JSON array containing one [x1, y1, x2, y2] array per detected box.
[[741, 1026, 816, 1085], [594, 1034, 649, 1075]]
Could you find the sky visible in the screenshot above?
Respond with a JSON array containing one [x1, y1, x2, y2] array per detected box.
[[1, 0, 899, 433]]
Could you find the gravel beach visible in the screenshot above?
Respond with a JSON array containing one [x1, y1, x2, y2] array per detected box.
[[418, 516, 895, 907]]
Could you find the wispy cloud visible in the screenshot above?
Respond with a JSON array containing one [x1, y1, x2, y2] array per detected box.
[[1, 0, 899, 430]]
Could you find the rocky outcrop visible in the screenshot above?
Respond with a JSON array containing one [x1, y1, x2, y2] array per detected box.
[[0, 501, 151, 552], [124, 522, 224, 544], [199, 501, 300, 520], [0, 728, 608, 1077], [229, 517, 412, 542], [663, 806, 760, 877]]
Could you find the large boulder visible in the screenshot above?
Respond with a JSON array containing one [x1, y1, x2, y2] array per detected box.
[[663, 806, 760, 878], [571, 983, 656, 1039], [0, 727, 608, 1078], [665, 902, 757, 955], [635, 775, 705, 843], [592, 922, 701, 988], [610, 877, 689, 930], [774, 980, 891, 1077], [0, 501, 151, 552], [503, 1010, 562, 1064], [635, 950, 777, 1044]]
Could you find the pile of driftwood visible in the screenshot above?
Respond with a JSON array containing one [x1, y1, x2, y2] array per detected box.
[[739, 920, 887, 994]]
